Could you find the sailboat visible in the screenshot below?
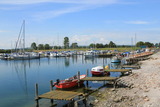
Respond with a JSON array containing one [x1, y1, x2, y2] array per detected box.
[[11, 20, 40, 60]]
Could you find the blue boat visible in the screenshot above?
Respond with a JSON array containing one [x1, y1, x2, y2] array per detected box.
[[111, 56, 121, 63]]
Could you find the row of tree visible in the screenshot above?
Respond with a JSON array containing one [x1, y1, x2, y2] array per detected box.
[[30, 37, 159, 50], [136, 41, 155, 48], [31, 37, 117, 50]]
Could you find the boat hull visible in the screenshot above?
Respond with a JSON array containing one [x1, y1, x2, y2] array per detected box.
[[111, 59, 121, 63], [55, 75, 86, 89], [91, 71, 104, 76]]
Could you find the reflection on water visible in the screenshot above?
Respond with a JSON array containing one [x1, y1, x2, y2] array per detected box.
[[0, 55, 122, 107]]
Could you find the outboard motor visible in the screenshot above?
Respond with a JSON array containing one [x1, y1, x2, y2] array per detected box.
[[56, 79, 60, 85]]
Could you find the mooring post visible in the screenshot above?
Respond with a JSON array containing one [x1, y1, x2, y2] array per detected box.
[[113, 80, 117, 89], [35, 83, 39, 107], [50, 80, 54, 106], [50, 80, 53, 91], [86, 69, 89, 88], [77, 71, 80, 87]]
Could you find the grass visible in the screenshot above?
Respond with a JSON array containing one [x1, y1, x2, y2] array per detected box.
[[34, 47, 140, 52]]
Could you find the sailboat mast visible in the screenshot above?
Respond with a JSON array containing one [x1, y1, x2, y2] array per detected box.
[[23, 20, 25, 53]]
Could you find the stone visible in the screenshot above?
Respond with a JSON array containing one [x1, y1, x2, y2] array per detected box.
[[94, 99, 99, 103]]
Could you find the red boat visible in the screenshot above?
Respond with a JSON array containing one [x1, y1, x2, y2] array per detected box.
[[54, 75, 86, 89], [91, 66, 104, 76], [91, 66, 110, 76]]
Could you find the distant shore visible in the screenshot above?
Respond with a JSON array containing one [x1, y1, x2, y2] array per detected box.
[[93, 51, 160, 107]]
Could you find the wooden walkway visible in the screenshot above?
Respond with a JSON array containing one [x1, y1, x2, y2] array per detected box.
[[81, 77, 118, 81], [122, 65, 140, 69], [105, 69, 132, 75], [38, 90, 83, 101]]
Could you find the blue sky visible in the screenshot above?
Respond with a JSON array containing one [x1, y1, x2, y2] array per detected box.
[[0, 0, 160, 49]]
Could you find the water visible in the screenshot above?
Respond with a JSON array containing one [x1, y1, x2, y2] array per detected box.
[[0, 55, 122, 107]]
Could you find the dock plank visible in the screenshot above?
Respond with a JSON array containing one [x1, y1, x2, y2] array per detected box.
[[105, 69, 131, 72], [81, 77, 118, 81], [39, 90, 83, 101], [122, 65, 140, 69]]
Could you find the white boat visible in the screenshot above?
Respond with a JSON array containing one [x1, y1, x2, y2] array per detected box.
[[12, 20, 40, 60], [84, 50, 98, 58], [91, 65, 110, 76]]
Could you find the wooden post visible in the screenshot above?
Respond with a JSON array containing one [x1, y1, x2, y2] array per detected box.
[[86, 69, 89, 77], [50, 80, 53, 91], [35, 83, 39, 107], [86, 69, 89, 88], [50, 80, 54, 106], [77, 71, 80, 87]]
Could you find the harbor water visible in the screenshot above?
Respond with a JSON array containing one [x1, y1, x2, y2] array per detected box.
[[0, 55, 122, 107]]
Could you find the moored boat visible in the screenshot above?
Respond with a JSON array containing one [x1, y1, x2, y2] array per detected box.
[[91, 66, 104, 76], [91, 66, 110, 76], [54, 75, 86, 89], [111, 56, 121, 63]]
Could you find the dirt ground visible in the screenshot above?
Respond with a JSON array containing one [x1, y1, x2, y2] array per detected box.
[[93, 51, 160, 107]]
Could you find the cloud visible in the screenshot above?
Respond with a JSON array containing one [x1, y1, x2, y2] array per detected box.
[[33, 5, 89, 20], [32, 0, 120, 20], [0, 0, 120, 20], [125, 20, 150, 24], [0, 30, 8, 32], [70, 34, 110, 45], [0, 0, 118, 5]]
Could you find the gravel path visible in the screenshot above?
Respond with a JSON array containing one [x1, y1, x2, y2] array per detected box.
[[93, 52, 160, 107]]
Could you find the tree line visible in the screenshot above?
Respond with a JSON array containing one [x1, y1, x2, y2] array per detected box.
[[30, 37, 159, 50], [30, 37, 117, 50]]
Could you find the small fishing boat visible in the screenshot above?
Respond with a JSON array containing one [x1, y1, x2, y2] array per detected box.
[[111, 56, 121, 63], [54, 75, 86, 89], [91, 66, 104, 76], [91, 66, 110, 76]]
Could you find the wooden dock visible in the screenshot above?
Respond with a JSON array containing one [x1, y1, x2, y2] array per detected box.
[[121, 65, 140, 69], [38, 90, 83, 101], [34, 71, 121, 107], [105, 69, 132, 75], [81, 77, 118, 81]]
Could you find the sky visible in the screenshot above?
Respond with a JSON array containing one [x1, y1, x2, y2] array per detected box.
[[0, 0, 160, 49]]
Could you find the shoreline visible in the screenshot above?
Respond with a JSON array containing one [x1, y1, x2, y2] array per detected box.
[[93, 51, 160, 107]]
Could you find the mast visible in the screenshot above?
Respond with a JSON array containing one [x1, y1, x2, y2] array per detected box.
[[23, 20, 25, 53], [15, 20, 25, 53]]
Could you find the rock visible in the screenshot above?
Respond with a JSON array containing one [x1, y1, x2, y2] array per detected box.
[[113, 97, 122, 103], [111, 88, 116, 91], [144, 97, 150, 101], [94, 99, 99, 103], [143, 96, 150, 101], [98, 92, 101, 95]]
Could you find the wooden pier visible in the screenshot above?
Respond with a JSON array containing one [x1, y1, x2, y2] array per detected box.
[[38, 90, 83, 100], [98, 53, 114, 57], [81, 76, 118, 81], [121, 65, 140, 69], [35, 71, 121, 106], [105, 69, 132, 76], [35, 83, 84, 107]]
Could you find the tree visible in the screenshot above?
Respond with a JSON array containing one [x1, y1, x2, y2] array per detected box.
[[136, 41, 144, 47], [96, 43, 104, 48], [104, 44, 108, 48], [144, 42, 154, 48], [64, 37, 69, 49], [71, 43, 78, 48], [38, 44, 44, 50], [108, 41, 116, 48], [31, 42, 37, 50], [44, 44, 50, 50], [89, 43, 96, 48]]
